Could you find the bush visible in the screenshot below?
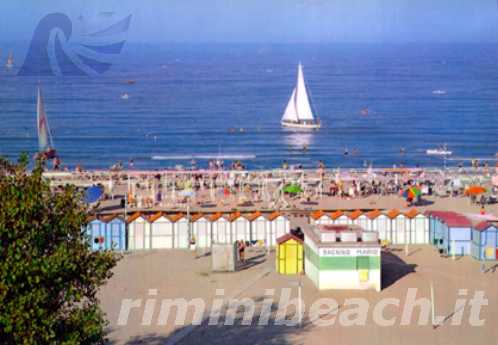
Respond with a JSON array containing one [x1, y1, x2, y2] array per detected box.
[[0, 156, 120, 344]]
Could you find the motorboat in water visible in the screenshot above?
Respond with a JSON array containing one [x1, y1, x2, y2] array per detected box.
[[281, 63, 321, 130], [426, 144, 452, 156]]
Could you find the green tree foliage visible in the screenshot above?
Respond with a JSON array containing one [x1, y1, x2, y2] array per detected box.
[[0, 156, 120, 344]]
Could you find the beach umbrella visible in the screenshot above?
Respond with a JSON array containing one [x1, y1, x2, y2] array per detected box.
[[464, 186, 487, 196], [408, 186, 421, 197], [84, 185, 103, 203], [283, 183, 303, 194], [402, 186, 421, 200]]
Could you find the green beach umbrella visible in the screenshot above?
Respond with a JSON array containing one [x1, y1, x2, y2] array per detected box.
[[283, 183, 303, 194]]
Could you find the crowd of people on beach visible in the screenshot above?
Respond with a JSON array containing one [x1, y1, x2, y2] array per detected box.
[[42, 157, 498, 212]]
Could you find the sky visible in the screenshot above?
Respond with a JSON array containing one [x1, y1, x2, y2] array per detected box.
[[0, 0, 498, 44]]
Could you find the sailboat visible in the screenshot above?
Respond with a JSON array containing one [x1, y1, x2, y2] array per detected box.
[[281, 63, 321, 130], [36, 87, 58, 160], [5, 51, 13, 69]]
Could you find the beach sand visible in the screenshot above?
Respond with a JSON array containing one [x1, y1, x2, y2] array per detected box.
[[99, 201, 498, 344], [76, 168, 498, 343]]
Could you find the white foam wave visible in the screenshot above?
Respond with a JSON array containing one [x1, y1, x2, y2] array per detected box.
[[152, 154, 256, 160]]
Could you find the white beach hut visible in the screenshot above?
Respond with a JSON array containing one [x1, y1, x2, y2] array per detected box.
[[211, 213, 231, 244], [349, 210, 368, 229], [372, 211, 390, 242], [149, 212, 174, 249], [249, 211, 268, 245], [192, 213, 212, 249], [127, 212, 152, 250], [365, 210, 382, 232], [406, 209, 429, 244], [267, 211, 290, 247], [171, 213, 190, 249], [332, 210, 349, 225], [389, 209, 409, 244], [310, 210, 332, 226], [229, 212, 251, 242]]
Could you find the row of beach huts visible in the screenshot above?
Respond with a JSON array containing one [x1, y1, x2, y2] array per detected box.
[[86, 208, 498, 261], [86, 211, 290, 251]]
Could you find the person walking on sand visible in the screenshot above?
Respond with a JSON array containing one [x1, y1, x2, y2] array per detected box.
[[238, 240, 246, 263]]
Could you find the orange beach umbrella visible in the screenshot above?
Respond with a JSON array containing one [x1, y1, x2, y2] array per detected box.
[[464, 186, 487, 196]]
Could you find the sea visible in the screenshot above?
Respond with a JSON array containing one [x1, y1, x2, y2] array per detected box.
[[1, 43, 497, 170]]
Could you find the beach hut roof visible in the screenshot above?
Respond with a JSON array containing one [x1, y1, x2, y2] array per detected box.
[[168, 213, 186, 222], [228, 211, 242, 222], [366, 209, 382, 220], [87, 214, 98, 223], [246, 211, 263, 221], [330, 210, 344, 220], [387, 209, 401, 219], [191, 213, 206, 222], [267, 211, 284, 221], [474, 221, 496, 232], [148, 211, 167, 223], [127, 212, 145, 224], [348, 210, 363, 220], [310, 210, 325, 220], [101, 213, 124, 223], [276, 233, 303, 245], [209, 212, 225, 222], [425, 211, 472, 228], [404, 208, 420, 219]]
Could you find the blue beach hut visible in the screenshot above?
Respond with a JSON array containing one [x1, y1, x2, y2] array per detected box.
[[86, 216, 106, 251], [86, 214, 126, 251], [426, 211, 473, 256], [472, 221, 498, 261], [102, 214, 127, 251]]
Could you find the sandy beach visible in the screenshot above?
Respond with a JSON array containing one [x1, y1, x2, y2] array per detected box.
[[59, 166, 498, 343], [99, 244, 498, 345]]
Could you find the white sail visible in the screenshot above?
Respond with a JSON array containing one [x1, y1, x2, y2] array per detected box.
[[6, 51, 13, 68], [37, 87, 53, 152], [294, 63, 314, 121], [281, 87, 299, 122]]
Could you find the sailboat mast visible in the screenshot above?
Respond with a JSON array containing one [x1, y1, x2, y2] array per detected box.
[[37, 87, 54, 152]]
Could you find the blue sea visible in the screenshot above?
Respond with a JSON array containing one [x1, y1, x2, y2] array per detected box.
[[1, 43, 497, 169]]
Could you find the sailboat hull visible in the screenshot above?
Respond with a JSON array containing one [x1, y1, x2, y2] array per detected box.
[[281, 120, 321, 130]]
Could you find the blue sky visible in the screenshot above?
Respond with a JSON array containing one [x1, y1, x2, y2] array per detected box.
[[1, 0, 498, 43]]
